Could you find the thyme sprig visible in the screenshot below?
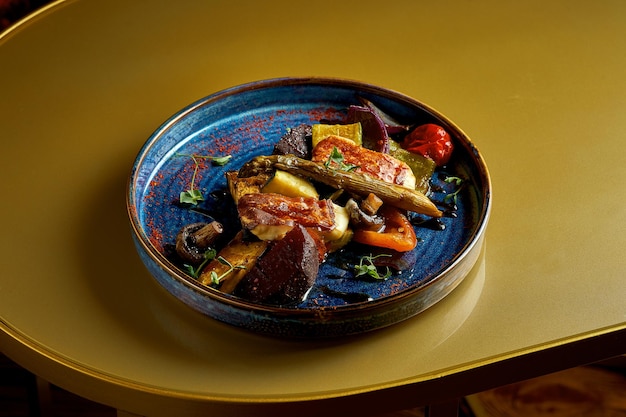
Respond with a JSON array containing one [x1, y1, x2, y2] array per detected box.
[[209, 256, 246, 285], [184, 248, 217, 278], [354, 254, 393, 280], [176, 153, 232, 205], [183, 251, 246, 283]]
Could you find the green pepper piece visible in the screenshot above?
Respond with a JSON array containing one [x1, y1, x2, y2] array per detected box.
[[388, 139, 436, 194]]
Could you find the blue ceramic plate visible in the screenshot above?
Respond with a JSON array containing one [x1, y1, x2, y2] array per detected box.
[[127, 77, 491, 338]]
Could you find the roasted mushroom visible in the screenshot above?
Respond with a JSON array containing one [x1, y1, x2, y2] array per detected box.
[[175, 221, 223, 264], [345, 198, 384, 231], [360, 193, 384, 215]]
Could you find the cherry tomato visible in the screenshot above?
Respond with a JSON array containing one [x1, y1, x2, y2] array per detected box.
[[402, 123, 453, 166]]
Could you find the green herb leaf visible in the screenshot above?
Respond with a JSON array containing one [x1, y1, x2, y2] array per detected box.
[[325, 147, 345, 167], [180, 189, 205, 205], [176, 153, 232, 206], [325, 147, 359, 172], [184, 264, 198, 277], [354, 254, 393, 280], [216, 256, 232, 267], [209, 271, 219, 285], [203, 248, 217, 260], [208, 256, 247, 285], [183, 248, 218, 278], [443, 176, 464, 205], [211, 155, 232, 166], [444, 176, 463, 186]]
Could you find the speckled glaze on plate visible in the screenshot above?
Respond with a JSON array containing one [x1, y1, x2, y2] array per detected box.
[[127, 77, 491, 338]]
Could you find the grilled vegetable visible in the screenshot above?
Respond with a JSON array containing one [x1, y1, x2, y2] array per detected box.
[[312, 122, 362, 147], [273, 124, 312, 159], [388, 139, 436, 194], [352, 205, 417, 252], [357, 97, 411, 135], [233, 224, 319, 305], [323, 203, 350, 243], [198, 230, 268, 293], [347, 105, 389, 153], [225, 171, 270, 204], [312, 135, 416, 189], [237, 192, 336, 241], [261, 169, 318, 199], [238, 154, 442, 218], [326, 227, 354, 253]]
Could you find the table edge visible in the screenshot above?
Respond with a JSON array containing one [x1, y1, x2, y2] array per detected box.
[[2, 316, 625, 416]]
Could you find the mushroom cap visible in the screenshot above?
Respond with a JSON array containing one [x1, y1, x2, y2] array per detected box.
[[175, 222, 209, 264]]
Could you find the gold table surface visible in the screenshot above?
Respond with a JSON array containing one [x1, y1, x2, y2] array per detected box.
[[1, 1, 625, 416]]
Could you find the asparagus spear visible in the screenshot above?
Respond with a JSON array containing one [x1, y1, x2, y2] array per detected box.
[[238, 155, 442, 218]]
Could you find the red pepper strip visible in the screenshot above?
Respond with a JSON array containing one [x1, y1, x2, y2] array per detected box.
[[352, 206, 417, 252], [403, 123, 454, 167]]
